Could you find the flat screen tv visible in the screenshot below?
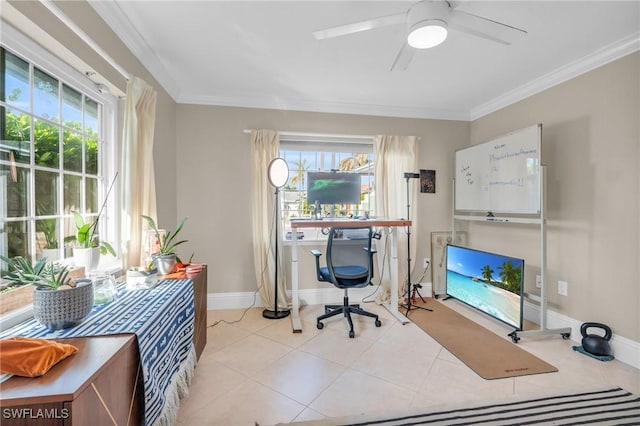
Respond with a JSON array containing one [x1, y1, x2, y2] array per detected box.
[[306, 171, 361, 205], [446, 244, 524, 330]]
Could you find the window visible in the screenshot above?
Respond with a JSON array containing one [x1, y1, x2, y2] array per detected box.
[[280, 137, 374, 240], [0, 29, 117, 274]]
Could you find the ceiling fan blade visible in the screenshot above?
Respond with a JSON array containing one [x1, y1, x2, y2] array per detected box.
[[390, 41, 415, 72], [313, 12, 406, 40], [448, 9, 527, 45]]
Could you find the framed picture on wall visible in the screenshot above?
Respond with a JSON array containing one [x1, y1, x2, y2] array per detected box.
[[420, 169, 436, 193]]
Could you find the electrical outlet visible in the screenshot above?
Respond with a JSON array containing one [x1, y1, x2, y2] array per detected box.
[[558, 280, 568, 296], [535, 275, 542, 288], [423, 258, 430, 269]]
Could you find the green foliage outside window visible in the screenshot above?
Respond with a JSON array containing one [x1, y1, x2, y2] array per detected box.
[[2, 107, 100, 259]]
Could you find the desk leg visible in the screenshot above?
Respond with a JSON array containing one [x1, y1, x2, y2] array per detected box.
[[290, 234, 303, 333], [385, 227, 410, 324]]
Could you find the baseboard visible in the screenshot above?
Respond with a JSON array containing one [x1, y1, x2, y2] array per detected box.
[[206, 286, 384, 311], [524, 300, 639, 370], [206, 291, 639, 370]]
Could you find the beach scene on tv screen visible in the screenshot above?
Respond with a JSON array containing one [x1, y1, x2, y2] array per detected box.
[[446, 245, 523, 328]]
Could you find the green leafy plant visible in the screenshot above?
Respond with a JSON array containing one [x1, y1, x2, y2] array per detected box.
[[0, 256, 70, 290], [142, 215, 188, 255], [38, 218, 59, 249], [69, 210, 116, 256]]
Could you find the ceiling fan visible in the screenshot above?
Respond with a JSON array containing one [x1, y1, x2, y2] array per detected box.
[[312, 0, 527, 71]]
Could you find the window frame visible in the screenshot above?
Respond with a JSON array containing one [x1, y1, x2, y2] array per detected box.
[[279, 135, 375, 242], [0, 23, 119, 326]]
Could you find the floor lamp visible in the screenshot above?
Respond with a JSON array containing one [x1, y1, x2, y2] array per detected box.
[[263, 157, 291, 320], [401, 172, 432, 315]]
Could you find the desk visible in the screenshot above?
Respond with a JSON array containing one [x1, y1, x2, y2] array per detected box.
[[289, 218, 411, 332]]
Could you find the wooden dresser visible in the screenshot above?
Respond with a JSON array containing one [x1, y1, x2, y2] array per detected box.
[[0, 335, 144, 425], [0, 267, 208, 424], [162, 266, 208, 360]]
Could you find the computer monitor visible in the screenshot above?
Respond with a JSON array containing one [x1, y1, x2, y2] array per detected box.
[[306, 171, 361, 205]]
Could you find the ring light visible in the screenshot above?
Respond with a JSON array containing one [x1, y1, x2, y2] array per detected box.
[[268, 157, 289, 189]]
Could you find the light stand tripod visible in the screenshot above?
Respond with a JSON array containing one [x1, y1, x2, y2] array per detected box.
[[262, 158, 290, 320], [401, 172, 432, 315]]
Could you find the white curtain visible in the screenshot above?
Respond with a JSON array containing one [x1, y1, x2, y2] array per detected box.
[[250, 130, 289, 310], [120, 77, 158, 270], [374, 135, 419, 304]]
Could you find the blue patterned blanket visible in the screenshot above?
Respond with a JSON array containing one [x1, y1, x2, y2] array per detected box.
[[0, 278, 195, 426]]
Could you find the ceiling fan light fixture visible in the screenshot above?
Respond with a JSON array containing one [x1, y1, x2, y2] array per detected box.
[[407, 19, 448, 49]]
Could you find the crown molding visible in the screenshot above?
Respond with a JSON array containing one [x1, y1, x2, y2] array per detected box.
[[178, 93, 470, 121], [87, 2, 639, 122], [470, 32, 640, 121], [88, 0, 181, 100]]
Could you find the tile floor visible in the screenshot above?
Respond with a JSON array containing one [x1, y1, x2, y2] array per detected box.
[[176, 299, 640, 426]]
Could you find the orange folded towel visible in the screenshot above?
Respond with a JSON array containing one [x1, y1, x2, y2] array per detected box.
[[0, 337, 78, 377]]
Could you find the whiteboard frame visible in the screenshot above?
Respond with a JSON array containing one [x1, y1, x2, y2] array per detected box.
[[454, 124, 542, 215]]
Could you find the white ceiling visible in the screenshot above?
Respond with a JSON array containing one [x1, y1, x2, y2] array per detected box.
[[90, 1, 640, 121]]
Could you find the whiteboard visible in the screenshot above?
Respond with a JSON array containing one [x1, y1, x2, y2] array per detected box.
[[455, 124, 542, 214]]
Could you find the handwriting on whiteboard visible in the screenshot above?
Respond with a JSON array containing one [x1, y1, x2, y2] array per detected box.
[[455, 124, 542, 214]]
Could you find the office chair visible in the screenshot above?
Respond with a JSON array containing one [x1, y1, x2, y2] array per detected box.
[[311, 226, 382, 338]]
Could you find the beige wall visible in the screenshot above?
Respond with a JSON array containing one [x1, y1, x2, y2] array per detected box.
[[470, 52, 639, 341], [6, 0, 179, 229], [175, 105, 469, 294]]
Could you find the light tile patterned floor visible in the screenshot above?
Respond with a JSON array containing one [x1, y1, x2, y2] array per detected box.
[[176, 300, 640, 426]]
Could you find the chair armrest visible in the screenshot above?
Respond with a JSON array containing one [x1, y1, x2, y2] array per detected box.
[[363, 247, 377, 281], [310, 250, 325, 282]]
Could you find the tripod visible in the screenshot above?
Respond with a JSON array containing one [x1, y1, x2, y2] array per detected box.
[[400, 173, 432, 315]]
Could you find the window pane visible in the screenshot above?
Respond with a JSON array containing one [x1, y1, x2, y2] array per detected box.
[[85, 97, 99, 135], [63, 129, 83, 172], [34, 119, 60, 168], [3, 220, 31, 259], [300, 151, 317, 171], [64, 173, 81, 214], [85, 177, 97, 213], [62, 216, 75, 254], [2, 107, 31, 164], [62, 84, 82, 127], [1, 164, 29, 217], [36, 218, 58, 251], [2, 49, 30, 109], [35, 170, 58, 215], [34, 68, 59, 121], [86, 137, 98, 175]]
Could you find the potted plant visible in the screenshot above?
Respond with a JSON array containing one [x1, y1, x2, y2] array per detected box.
[[0, 256, 46, 314], [141, 215, 188, 274], [0, 256, 94, 330], [68, 211, 116, 272]]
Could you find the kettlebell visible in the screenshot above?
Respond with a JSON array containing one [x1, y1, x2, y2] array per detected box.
[[580, 322, 612, 357]]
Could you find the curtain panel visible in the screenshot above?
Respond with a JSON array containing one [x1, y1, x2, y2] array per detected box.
[[374, 135, 419, 303], [120, 77, 158, 270]]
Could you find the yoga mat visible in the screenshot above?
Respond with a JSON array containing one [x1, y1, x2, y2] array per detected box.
[[406, 298, 557, 379]]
